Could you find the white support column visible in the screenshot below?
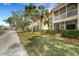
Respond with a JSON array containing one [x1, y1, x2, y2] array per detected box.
[[64, 22, 66, 30], [64, 4, 67, 30], [66, 4, 67, 18], [52, 11, 54, 30], [59, 23, 61, 30], [77, 3, 79, 30], [58, 10, 60, 20], [58, 10, 60, 30]]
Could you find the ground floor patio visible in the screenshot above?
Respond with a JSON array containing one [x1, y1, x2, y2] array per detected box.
[[54, 19, 78, 30]]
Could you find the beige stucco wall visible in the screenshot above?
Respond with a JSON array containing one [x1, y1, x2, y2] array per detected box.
[[41, 23, 48, 30], [77, 3, 79, 30]]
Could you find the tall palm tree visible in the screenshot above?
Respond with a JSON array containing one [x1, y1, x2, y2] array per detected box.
[[38, 5, 49, 30], [4, 4, 50, 31], [25, 4, 37, 32], [44, 10, 50, 26]]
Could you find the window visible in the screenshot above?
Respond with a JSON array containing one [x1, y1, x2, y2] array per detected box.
[[67, 3, 77, 12], [54, 23, 60, 30], [66, 20, 77, 30], [59, 13, 66, 19], [60, 26, 64, 30], [54, 11, 58, 16], [60, 22, 65, 30], [54, 11, 59, 20], [66, 24, 76, 30], [60, 6, 66, 14], [59, 6, 66, 19]]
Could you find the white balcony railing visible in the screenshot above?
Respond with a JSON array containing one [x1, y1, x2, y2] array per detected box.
[[54, 13, 66, 20], [54, 16, 58, 20], [67, 9, 77, 17], [54, 9, 77, 20], [59, 13, 66, 19]]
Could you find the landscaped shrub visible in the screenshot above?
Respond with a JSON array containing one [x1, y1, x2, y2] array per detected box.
[[60, 30, 79, 39], [47, 30, 63, 35], [46, 30, 57, 35], [40, 30, 47, 34]]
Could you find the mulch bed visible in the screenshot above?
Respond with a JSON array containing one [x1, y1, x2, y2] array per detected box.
[[63, 37, 79, 43]]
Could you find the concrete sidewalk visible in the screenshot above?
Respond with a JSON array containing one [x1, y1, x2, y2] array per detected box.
[[0, 31, 28, 56]]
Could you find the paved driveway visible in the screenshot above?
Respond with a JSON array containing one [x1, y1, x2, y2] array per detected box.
[[0, 31, 28, 56]]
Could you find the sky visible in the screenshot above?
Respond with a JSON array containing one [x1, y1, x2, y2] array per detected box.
[[0, 3, 57, 26]]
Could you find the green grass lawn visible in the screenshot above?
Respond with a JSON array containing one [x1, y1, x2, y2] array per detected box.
[[17, 32, 79, 56]]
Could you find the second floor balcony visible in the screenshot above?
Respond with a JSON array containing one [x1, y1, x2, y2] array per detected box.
[[54, 9, 77, 21], [54, 3, 77, 21]]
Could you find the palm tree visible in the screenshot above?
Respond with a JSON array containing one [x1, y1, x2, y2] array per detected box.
[[4, 4, 50, 31], [25, 4, 37, 32], [44, 10, 50, 26], [38, 5, 49, 30]]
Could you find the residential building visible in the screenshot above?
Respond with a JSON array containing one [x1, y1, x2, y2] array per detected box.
[[51, 3, 79, 30]]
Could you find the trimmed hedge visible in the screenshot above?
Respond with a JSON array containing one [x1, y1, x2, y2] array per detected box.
[[60, 30, 79, 39], [46, 30, 57, 35], [46, 30, 79, 40], [33, 29, 79, 40], [41, 30, 79, 40]]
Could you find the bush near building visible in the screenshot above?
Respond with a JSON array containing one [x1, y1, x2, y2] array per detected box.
[[43, 30, 79, 40], [59, 30, 79, 40], [46, 30, 57, 35]]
